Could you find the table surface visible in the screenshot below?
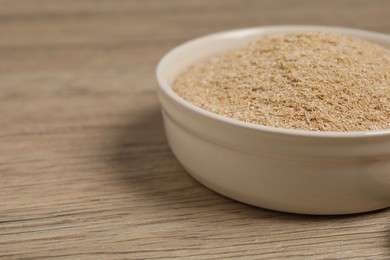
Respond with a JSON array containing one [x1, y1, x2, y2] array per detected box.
[[1, 0, 390, 259]]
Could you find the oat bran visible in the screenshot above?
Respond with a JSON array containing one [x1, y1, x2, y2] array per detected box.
[[173, 31, 390, 132]]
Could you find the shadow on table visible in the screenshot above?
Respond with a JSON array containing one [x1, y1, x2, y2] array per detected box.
[[108, 103, 389, 223]]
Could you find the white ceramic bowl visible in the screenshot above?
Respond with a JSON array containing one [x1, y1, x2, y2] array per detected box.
[[156, 25, 390, 215]]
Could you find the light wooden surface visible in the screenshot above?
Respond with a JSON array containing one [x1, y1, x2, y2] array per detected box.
[[1, 1, 390, 259]]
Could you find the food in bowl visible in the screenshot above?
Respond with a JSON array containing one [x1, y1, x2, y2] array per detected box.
[[156, 26, 390, 215], [173, 31, 390, 132]]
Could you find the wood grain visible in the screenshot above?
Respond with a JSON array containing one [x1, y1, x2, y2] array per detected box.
[[0, 0, 389, 259]]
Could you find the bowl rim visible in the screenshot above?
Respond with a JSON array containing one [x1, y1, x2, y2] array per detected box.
[[156, 25, 390, 138]]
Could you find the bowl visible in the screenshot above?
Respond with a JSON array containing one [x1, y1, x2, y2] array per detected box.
[[156, 25, 390, 215]]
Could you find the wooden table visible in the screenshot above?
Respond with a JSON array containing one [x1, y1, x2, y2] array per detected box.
[[1, 1, 389, 259]]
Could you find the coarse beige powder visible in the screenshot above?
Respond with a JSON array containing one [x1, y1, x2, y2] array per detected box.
[[173, 31, 390, 132]]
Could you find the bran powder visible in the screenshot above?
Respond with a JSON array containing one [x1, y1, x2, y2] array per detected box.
[[173, 32, 390, 132]]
